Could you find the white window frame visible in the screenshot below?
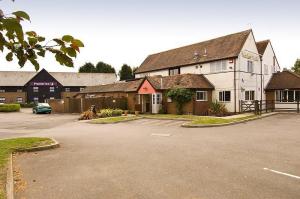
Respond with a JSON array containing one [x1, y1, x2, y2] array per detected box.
[[17, 89, 23, 93], [196, 91, 208, 101], [219, 91, 231, 102], [210, 60, 227, 73], [167, 97, 172, 103], [33, 87, 39, 93], [16, 97, 23, 103], [247, 60, 254, 73], [169, 68, 180, 76], [33, 97, 39, 102], [245, 90, 255, 101], [65, 88, 70, 92], [49, 97, 55, 100], [276, 90, 300, 102], [80, 87, 85, 92], [0, 89, 5, 93], [50, 87, 55, 93], [264, 64, 269, 75], [156, 93, 162, 104], [0, 97, 5, 103]]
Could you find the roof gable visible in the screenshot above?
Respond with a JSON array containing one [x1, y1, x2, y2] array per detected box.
[[135, 29, 252, 74], [24, 69, 63, 87], [256, 40, 270, 55]]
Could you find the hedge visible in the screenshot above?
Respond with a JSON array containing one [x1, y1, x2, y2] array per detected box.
[[0, 104, 21, 112]]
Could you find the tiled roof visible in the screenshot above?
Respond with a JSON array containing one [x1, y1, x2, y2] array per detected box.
[[81, 74, 214, 94], [265, 71, 300, 90], [256, 40, 270, 56], [0, 70, 116, 87], [135, 29, 252, 74]]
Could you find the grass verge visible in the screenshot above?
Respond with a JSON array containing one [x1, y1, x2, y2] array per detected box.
[[142, 114, 257, 125], [0, 137, 53, 199], [191, 115, 257, 125], [91, 116, 140, 124]]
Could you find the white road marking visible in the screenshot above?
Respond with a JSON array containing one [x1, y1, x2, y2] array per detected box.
[[263, 168, 300, 179], [151, 133, 171, 137]]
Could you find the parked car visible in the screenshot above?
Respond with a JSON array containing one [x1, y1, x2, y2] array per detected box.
[[33, 103, 52, 114]]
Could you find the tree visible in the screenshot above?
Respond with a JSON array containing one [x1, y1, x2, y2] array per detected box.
[[95, 61, 116, 73], [119, 64, 134, 80], [0, 2, 84, 70], [167, 88, 193, 115], [79, 62, 95, 73], [291, 59, 300, 74]]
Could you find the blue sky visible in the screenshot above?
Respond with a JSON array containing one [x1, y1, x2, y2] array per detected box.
[[0, 0, 299, 72]]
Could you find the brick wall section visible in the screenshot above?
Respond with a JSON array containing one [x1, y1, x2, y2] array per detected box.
[[0, 92, 27, 103]]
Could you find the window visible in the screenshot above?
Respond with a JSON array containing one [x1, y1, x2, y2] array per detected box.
[[276, 90, 300, 102], [245, 90, 255, 101], [219, 91, 231, 102], [17, 89, 23, 93], [33, 97, 39, 102], [0, 89, 5, 93], [33, 87, 39, 93], [210, 60, 227, 73], [156, 94, 162, 104], [167, 97, 172, 103], [247, 60, 254, 73], [80, 87, 85, 92], [169, 68, 180, 76], [65, 88, 70, 92], [50, 87, 55, 92], [264, 64, 269, 75], [0, 97, 5, 103], [16, 97, 23, 103], [50, 97, 55, 100], [196, 91, 208, 101], [152, 94, 156, 104]]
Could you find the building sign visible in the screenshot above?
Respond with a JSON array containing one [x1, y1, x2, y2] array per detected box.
[[242, 51, 259, 61], [30, 82, 58, 86]]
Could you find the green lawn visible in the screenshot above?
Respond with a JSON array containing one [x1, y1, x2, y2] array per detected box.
[[142, 114, 257, 125], [91, 116, 140, 124], [0, 137, 53, 199], [191, 115, 257, 125]]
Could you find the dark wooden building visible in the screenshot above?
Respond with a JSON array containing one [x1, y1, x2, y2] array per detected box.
[[0, 69, 116, 103]]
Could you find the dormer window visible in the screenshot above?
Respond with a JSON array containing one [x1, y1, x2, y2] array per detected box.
[[169, 68, 180, 76]]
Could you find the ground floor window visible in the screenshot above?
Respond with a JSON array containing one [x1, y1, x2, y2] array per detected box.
[[16, 97, 23, 103], [276, 90, 300, 102], [0, 97, 5, 103], [33, 97, 39, 102], [50, 87, 55, 92], [245, 90, 255, 101], [33, 87, 39, 93], [65, 88, 70, 92], [135, 94, 141, 104], [196, 91, 208, 101], [219, 91, 231, 102]]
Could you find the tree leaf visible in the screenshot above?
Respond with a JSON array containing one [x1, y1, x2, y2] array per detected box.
[[26, 31, 37, 37], [37, 49, 45, 57], [29, 58, 40, 71], [62, 35, 74, 42], [67, 47, 76, 57], [28, 37, 38, 46], [53, 38, 65, 46], [12, 11, 31, 21], [72, 39, 84, 47], [18, 56, 27, 67], [37, 36, 45, 42], [6, 52, 13, 61], [3, 18, 24, 42]]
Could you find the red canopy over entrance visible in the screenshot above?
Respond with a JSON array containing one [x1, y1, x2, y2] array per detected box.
[[138, 79, 156, 94]]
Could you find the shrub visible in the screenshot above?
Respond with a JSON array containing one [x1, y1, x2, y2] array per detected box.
[[0, 104, 21, 112], [99, 109, 113, 118], [158, 108, 166, 114], [208, 101, 228, 116], [167, 88, 193, 115], [112, 109, 123, 116], [20, 102, 35, 108]]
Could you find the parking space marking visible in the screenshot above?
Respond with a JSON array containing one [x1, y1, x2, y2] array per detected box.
[[263, 168, 300, 180], [151, 133, 171, 137]]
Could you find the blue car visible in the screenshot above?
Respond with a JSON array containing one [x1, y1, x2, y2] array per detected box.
[[33, 103, 52, 114]]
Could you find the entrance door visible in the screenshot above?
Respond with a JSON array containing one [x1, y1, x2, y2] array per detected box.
[[145, 94, 151, 113]]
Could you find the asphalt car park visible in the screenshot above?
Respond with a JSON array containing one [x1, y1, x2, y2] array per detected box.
[[0, 110, 299, 199]]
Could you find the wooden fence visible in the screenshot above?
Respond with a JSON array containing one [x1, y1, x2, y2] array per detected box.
[[48, 97, 128, 113], [240, 100, 300, 115]]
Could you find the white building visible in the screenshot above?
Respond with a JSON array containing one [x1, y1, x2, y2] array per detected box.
[[135, 30, 280, 112]]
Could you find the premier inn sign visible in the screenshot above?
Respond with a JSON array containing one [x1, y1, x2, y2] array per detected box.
[[30, 82, 58, 86]]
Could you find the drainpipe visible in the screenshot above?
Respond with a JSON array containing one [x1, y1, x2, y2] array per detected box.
[[234, 59, 237, 113], [260, 56, 263, 104]]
